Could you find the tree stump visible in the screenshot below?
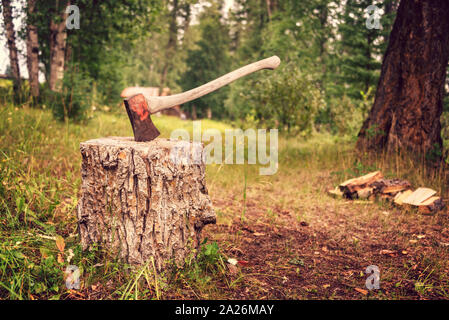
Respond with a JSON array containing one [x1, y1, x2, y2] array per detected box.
[[76, 137, 216, 270]]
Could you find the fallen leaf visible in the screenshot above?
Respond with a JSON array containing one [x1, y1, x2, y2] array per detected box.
[[253, 232, 265, 237], [417, 235, 426, 239], [227, 258, 238, 266], [57, 253, 64, 264], [380, 249, 396, 256], [409, 239, 418, 244], [323, 284, 330, 289], [401, 250, 408, 255], [55, 235, 65, 253], [237, 260, 249, 266], [355, 287, 368, 295]]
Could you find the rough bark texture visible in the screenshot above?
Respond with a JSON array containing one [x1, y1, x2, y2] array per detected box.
[[26, 0, 40, 100], [76, 137, 216, 270], [49, 2, 69, 92], [2, 0, 21, 97], [357, 0, 449, 156]]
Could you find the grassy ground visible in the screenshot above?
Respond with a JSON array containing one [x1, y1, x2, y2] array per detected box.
[[1, 102, 449, 300]]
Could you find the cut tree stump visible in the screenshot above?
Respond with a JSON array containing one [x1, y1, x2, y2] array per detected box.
[[76, 137, 216, 270]]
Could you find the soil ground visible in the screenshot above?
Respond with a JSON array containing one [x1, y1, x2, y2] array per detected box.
[[1, 107, 448, 300]]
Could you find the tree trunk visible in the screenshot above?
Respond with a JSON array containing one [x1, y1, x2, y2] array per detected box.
[[76, 137, 216, 269], [191, 105, 197, 120], [26, 0, 40, 102], [49, 1, 69, 92], [357, 0, 449, 157], [265, 0, 272, 19], [2, 0, 21, 98], [207, 107, 212, 119]]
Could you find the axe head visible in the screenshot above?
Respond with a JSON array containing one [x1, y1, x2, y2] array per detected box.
[[124, 94, 160, 142]]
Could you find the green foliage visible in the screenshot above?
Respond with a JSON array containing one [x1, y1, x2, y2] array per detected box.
[[227, 63, 324, 136], [28, 0, 162, 106], [45, 64, 92, 122], [179, 0, 231, 118], [170, 238, 228, 294], [336, 0, 395, 100]]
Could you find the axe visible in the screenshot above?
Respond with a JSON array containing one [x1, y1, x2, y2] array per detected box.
[[123, 55, 281, 142]]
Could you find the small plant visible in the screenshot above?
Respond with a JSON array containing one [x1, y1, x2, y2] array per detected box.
[[426, 143, 443, 162], [365, 124, 385, 140], [45, 63, 92, 123]]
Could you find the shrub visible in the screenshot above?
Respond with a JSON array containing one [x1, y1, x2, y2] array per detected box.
[[227, 63, 324, 137], [46, 65, 92, 122]]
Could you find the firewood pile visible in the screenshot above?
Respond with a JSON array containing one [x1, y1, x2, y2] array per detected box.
[[328, 171, 446, 214]]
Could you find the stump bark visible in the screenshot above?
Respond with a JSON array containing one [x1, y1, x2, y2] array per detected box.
[[76, 137, 216, 269]]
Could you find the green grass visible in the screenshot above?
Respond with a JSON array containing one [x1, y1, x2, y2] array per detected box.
[[1, 102, 448, 300]]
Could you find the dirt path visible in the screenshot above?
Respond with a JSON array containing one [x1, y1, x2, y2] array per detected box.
[[203, 169, 449, 300]]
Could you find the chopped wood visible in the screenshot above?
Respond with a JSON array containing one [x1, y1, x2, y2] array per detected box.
[[418, 197, 445, 214], [327, 187, 343, 199], [339, 171, 383, 190], [394, 189, 414, 205], [402, 187, 437, 206], [371, 179, 411, 195], [339, 171, 383, 197], [357, 187, 374, 199], [330, 171, 445, 215]]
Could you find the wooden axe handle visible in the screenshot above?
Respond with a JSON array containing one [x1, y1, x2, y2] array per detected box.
[[146, 55, 281, 114]]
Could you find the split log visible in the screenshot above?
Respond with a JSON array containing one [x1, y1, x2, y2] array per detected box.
[[418, 197, 445, 214], [327, 187, 343, 199], [402, 187, 437, 206], [357, 187, 374, 199], [394, 189, 414, 206], [371, 179, 411, 196], [339, 171, 383, 198], [76, 137, 216, 270]]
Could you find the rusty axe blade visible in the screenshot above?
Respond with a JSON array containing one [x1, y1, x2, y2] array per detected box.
[[124, 94, 160, 142], [123, 55, 281, 142]]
